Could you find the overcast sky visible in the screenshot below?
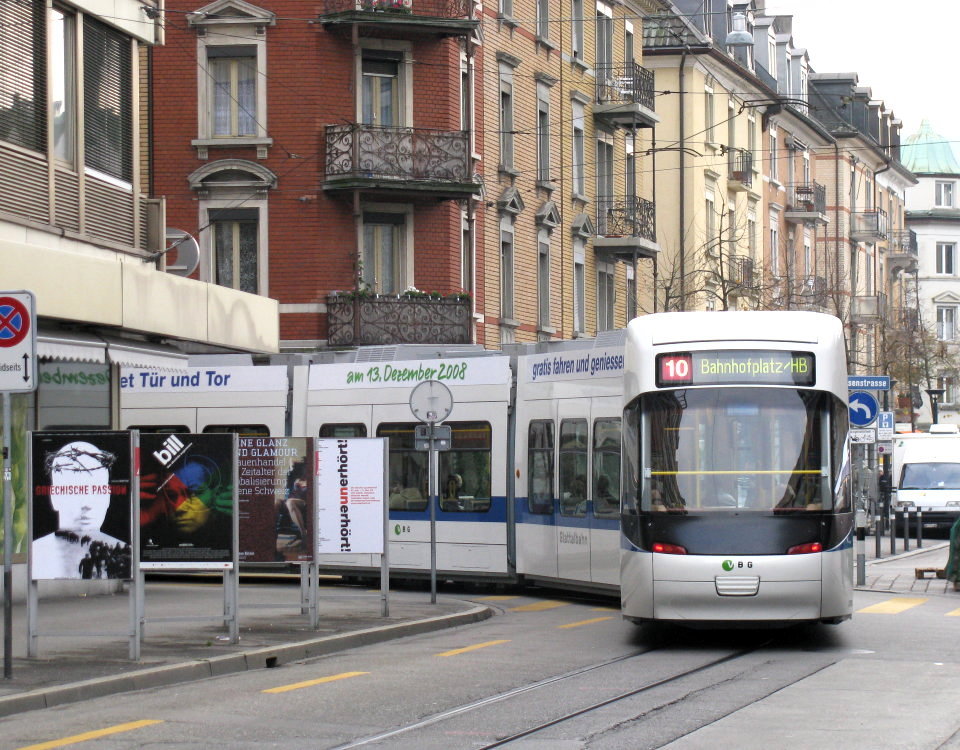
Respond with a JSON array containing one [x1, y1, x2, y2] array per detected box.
[[766, 0, 960, 153]]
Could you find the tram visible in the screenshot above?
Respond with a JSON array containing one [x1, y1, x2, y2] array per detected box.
[[619, 311, 853, 626]]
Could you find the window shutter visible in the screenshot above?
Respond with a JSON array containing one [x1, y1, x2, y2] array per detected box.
[[0, 0, 46, 152], [83, 17, 132, 181]]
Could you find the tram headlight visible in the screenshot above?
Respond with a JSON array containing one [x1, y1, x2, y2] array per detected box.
[[651, 542, 687, 555]]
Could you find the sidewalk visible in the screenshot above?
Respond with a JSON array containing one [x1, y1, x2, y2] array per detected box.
[[0, 576, 492, 718], [860, 532, 955, 595]]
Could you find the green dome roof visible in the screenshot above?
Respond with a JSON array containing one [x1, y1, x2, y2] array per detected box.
[[901, 120, 960, 175]]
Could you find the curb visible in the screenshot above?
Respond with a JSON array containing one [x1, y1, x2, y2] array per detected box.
[[866, 541, 950, 566], [0, 604, 493, 718]]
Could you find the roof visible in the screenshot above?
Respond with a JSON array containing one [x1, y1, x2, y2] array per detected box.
[[901, 120, 960, 175]]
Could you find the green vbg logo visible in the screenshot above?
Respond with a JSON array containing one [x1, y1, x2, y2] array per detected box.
[[722, 560, 734, 571], [394, 524, 402, 535]]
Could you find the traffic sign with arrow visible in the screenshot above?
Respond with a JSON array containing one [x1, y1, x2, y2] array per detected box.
[[0, 291, 36, 393]]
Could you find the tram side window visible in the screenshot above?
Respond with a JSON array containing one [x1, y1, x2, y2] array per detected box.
[[378, 423, 428, 511], [320, 424, 368, 438], [439, 422, 492, 513], [559, 419, 588, 517], [593, 417, 621, 518], [527, 420, 554, 514], [203, 424, 270, 437], [127, 425, 189, 434]]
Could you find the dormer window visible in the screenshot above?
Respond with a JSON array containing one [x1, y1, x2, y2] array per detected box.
[[937, 181, 955, 208]]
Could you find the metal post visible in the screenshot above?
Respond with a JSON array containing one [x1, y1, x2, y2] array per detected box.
[[916, 508, 923, 549], [428, 421, 437, 605], [903, 510, 910, 552], [855, 525, 866, 586], [380, 439, 389, 617], [3, 393, 12, 678], [889, 507, 896, 555], [874, 511, 882, 559]]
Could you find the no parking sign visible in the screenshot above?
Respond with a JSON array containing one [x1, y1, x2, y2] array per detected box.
[[0, 291, 36, 393]]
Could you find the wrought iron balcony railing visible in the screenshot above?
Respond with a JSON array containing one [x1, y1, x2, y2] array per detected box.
[[595, 62, 655, 111], [727, 255, 756, 288], [786, 182, 827, 215], [595, 196, 656, 242], [889, 229, 918, 255], [324, 124, 477, 195], [850, 209, 888, 242], [727, 148, 753, 188], [319, 0, 476, 21], [326, 293, 472, 346]]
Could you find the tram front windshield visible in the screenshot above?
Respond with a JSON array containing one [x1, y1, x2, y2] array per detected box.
[[642, 388, 830, 513]]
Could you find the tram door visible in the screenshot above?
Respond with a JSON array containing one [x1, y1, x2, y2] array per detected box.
[[556, 405, 590, 582]]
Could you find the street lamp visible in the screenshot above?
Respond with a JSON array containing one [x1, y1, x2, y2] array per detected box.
[[926, 388, 946, 426]]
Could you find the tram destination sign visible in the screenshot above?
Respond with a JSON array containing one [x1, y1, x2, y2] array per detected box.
[[656, 350, 815, 388]]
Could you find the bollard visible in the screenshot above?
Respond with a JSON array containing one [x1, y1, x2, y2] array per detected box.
[[856, 525, 866, 586], [875, 512, 882, 559], [889, 508, 897, 555], [903, 510, 910, 552], [917, 508, 923, 549]]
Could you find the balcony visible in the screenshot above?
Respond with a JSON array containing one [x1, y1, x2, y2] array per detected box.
[[895, 306, 919, 331], [323, 124, 479, 200], [784, 183, 828, 224], [797, 275, 828, 310], [317, 0, 478, 37], [594, 63, 659, 129], [850, 209, 887, 243], [726, 255, 757, 289], [851, 293, 887, 325], [594, 196, 658, 260], [727, 149, 754, 192], [326, 293, 472, 346], [887, 229, 919, 274]]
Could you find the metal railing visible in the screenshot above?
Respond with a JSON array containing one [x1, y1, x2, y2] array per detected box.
[[889, 229, 918, 255], [851, 209, 888, 241], [787, 182, 826, 214], [595, 195, 656, 241], [728, 148, 753, 187], [325, 124, 471, 183], [595, 62, 655, 111], [321, 0, 472, 18], [727, 255, 756, 288]]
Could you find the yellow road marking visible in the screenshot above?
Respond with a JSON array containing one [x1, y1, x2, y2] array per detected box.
[[591, 607, 618, 612], [263, 671, 369, 694], [857, 597, 928, 614], [509, 600, 570, 612], [437, 640, 510, 657], [947, 608, 960, 617], [557, 616, 615, 629], [476, 595, 521, 601], [17, 720, 163, 749]]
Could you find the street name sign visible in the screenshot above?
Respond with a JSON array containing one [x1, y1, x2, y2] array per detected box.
[[848, 375, 890, 391], [0, 291, 36, 393]]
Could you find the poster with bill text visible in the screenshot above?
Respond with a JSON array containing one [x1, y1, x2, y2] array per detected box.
[[315, 438, 385, 555]]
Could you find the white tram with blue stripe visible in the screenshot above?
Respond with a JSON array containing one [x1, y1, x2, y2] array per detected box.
[[619, 311, 853, 626]]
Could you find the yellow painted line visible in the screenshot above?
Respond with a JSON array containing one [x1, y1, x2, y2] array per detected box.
[[557, 616, 615, 629], [263, 671, 369, 694], [437, 640, 510, 657], [17, 720, 163, 750], [591, 606, 618, 612], [947, 608, 960, 617], [509, 600, 570, 612], [857, 597, 928, 614], [476, 595, 521, 601]]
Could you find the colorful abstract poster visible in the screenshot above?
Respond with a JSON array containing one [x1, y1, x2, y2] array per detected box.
[[140, 433, 235, 569], [238, 437, 314, 564], [30, 431, 133, 581], [315, 438, 386, 555]]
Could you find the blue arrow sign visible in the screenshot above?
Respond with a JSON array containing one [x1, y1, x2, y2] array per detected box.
[[849, 391, 879, 427]]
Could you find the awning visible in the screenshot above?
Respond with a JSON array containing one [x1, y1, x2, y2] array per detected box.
[[37, 330, 107, 363], [104, 337, 189, 371]]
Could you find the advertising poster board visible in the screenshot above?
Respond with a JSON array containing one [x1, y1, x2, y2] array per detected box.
[[238, 436, 314, 563], [140, 433, 235, 570], [30, 431, 133, 580], [316, 438, 385, 555]]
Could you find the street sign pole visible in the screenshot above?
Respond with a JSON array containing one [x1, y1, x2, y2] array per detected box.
[[3, 393, 12, 679]]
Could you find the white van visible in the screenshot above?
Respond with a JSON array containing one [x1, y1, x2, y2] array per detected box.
[[892, 433, 960, 533]]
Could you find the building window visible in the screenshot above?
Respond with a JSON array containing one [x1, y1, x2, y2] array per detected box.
[[747, 112, 757, 170], [597, 262, 615, 331], [705, 187, 717, 249], [625, 21, 634, 66], [574, 240, 585, 334], [210, 48, 257, 137], [626, 265, 636, 321], [84, 16, 132, 182], [211, 208, 259, 294], [0, 0, 46, 153], [538, 231, 551, 328], [747, 208, 757, 261], [936, 181, 955, 208], [362, 53, 401, 127], [499, 64, 514, 171], [537, 84, 551, 184], [704, 83, 715, 143], [596, 135, 614, 223], [51, 7, 76, 163], [938, 306, 957, 341], [362, 212, 406, 294], [461, 211, 473, 296], [500, 0, 513, 18], [625, 140, 636, 199], [571, 0, 584, 61], [572, 101, 585, 196], [536, 0, 549, 40], [939, 375, 957, 406], [768, 126, 778, 182], [501, 215, 515, 320], [937, 242, 956, 275], [596, 2, 613, 70], [770, 213, 780, 277]]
